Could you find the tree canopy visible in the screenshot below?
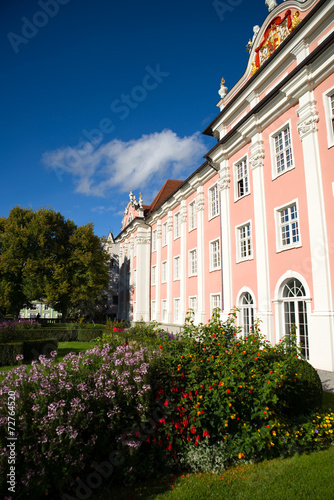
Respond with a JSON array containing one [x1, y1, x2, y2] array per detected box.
[[0, 207, 110, 320]]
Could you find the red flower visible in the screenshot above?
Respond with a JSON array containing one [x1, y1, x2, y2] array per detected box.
[[212, 334, 216, 337], [227, 389, 231, 394], [164, 399, 169, 406], [209, 386, 212, 391], [203, 430, 210, 438], [159, 418, 165, 424], [167, 443, 172, 451], [190, 427, 196, 434], [254, 357, 258, 361]]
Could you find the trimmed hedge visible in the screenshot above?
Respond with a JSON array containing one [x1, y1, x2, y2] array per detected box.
[[0, 342, 23, 367], [22, 339, 58, 362], [280, 357, 323, 416], [77, 328, 103, 341]]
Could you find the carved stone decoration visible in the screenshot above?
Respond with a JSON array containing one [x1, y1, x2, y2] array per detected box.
[[297, 115, 319, 139], [156, 226, 162, 240], [180, 205, 188, 224], [249, 150, 265, 170], [218, 166, 231, 191], [167, 216, 173, 232], [265, 0, 277, 12], [196, 192, 205, 212], [251, 10, 300, 75], [136, 236, 151, 245]]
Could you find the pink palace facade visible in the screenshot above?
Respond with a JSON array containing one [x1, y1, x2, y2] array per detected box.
[[112, 0, 334, 373]]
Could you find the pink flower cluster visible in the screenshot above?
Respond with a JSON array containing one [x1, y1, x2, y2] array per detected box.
[[0, 343, 156, 497]]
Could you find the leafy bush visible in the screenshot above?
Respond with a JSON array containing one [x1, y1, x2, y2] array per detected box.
[[22, 338, 58, 362], [0, 320, 43, 343], [0, 342, 23, 366], [147, 309, 334, 468], [279, 357, 323, 417], [77, 328, 104, 342], [0, 343, 156, 498]]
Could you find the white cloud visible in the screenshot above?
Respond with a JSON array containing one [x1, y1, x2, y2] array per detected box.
[[42, 130, 206, 198]]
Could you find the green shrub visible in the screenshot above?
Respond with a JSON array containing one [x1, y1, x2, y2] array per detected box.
[[0, 342, 23, 366], [77, 328, 104, 342], [279, 357, 323, 417], [147, 309, 332, 466], [22, 338, 58, 361]]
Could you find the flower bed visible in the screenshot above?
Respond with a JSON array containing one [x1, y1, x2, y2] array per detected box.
[[0, 344, 155, 498], [0, 310, 333, 497]]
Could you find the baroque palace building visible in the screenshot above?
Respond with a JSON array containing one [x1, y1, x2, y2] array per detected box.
[[111, 0, 334, 372]]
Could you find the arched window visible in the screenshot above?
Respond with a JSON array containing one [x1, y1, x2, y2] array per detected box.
[[281, 278, 309, 359], [239, 292, 254, 336]]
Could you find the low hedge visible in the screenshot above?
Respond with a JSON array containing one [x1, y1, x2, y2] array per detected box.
[[77, 328, 104, 341], [280, 357, 323, 416], [0, 342, 23, 367], [22, 339, 58, 362]]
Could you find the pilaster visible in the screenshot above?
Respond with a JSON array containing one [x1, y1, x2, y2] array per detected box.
[[218, 158, 233, 320], [196, 187, 206, 324], [180, 201, 187, 323], [155, 222, 162, 322], [167, 212, 173, 324], [297, 93, 334, 371], [249, 133, 274, 340]]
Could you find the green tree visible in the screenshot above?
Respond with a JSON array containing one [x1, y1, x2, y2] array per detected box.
[[0, 207, 110, 320], [0, 207, 36, 317]]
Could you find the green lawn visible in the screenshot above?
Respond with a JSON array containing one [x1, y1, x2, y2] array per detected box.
[[0, 341, 92, 375], [92, 445, 334, 499], [56, 341, 92, 361]]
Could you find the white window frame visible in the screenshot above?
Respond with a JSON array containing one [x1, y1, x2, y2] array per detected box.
[[161, 260, 167, 283], [210, 293, 221, 315], [162, 221, 167, 246], [270, 120, 295, 179], [152, 229, 157, 252], [174, 298, 181, 323], [323, 87, 334, 148], [189, 200, 197, 231], [275, 199, 302, 252], [161, 299, 167, 322], [174, 255, 180, 281], [234, 155, 250, 201], [151, 300, 156, 321], [208, 183, 219, 220], [189, 296, 197, 319], [237, 290, 256, 337], [209, 238, 221, 271], [236, 220, 253, 263], [174, 211, 181, 239], [151, 265, 156, 286], [188, 248, 197, 277]]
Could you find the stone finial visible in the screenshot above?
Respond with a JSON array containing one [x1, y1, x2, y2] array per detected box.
[[219, 78, 228, 99], [252, 25, 260, 43], [265, 0, 277, 12]]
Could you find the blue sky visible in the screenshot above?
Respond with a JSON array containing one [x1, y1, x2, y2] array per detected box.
[[1, 0, 271, 238]]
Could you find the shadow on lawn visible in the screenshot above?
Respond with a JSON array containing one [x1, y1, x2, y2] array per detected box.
[[89, 474, 177, 500]]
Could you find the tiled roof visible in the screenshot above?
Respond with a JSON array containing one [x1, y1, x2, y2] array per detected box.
[[146, 179, 183, 215]]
